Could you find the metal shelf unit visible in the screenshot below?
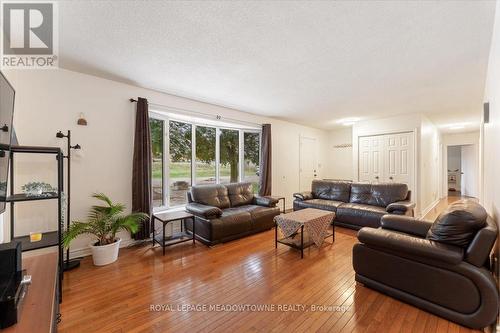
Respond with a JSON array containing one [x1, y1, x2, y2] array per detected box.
[[8, 145, 64, 302]]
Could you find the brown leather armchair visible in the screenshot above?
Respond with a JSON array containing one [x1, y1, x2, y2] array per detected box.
[[353, 200, 498, 329]]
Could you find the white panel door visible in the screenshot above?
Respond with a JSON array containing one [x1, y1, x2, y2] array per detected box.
[[460, 144, 478, 197], [358, 135, 384, 183], [299, 136, 318, 191], [358, 132, 414, 192], [384, 132, 414, 190]]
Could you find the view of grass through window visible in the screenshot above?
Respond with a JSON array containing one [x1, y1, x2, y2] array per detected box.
[[244, 132, 260, 193], [150, 118, 163, 208], [169, 121, 192, 206], [151, 116, 261, 208], [219, 129, 239, 184], [196, 126, 216, 185]]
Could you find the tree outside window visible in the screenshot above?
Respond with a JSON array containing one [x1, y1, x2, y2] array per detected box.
[[152, 115, 262, 208]]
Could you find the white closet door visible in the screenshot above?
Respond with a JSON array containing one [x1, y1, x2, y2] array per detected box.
[[358, 135, 384, 183], [299, 136, 318, 191], [358, 132, 414, 191], [384, 132, 414, 190]]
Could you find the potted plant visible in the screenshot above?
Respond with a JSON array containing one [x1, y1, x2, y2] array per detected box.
[[63, 193, 148, 266]]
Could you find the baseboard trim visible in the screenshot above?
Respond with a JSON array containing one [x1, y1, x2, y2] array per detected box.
[[419, 199, 440, 219]]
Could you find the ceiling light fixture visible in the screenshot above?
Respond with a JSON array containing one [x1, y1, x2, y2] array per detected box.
[[336, 117, 360, 126], [449, 125, 465, 130], [441, 122, 469, 130]]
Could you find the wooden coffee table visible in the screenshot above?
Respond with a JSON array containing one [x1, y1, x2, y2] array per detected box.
[[274, 208, 335, 258]]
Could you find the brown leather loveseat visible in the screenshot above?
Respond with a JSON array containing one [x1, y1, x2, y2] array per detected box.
[[185, 182, 280, 245], [353, 199, 499, 329], [293, 180, 415, 229]]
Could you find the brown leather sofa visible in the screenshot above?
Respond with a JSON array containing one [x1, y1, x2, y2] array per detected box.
[[185, 182, 280, 245], [353, 199, 499, 329], [293, 180, 415, 229]]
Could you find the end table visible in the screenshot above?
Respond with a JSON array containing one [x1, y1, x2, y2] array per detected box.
[[152, 211, 195, 255], [269, 196, 286, 214]]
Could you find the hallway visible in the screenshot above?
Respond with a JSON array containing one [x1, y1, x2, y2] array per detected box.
[[424, 196, 474, 220]]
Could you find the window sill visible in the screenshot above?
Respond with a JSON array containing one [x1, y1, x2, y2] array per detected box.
[[152, 205, 187, 214]]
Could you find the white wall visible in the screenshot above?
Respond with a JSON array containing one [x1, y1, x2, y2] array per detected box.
[[482, 6, 500, 330], [482, 0, 500, 238], [326, 127, 353, 180], [420, 115, 440, 215], [440, 131, 480, 198], [3, 69, 329, 256], [442, 131, 480, 146]]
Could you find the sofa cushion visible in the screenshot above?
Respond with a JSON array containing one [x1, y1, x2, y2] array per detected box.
[[312, 180, 351, 202], [190, 184, 230, 209], [349, 183, 408, 208], [427, 199, 487, 248], [349, 183, 372, 205], [368, 183, 408, 207], [336, 203, 386, 228], [238, 205, 280, 231], [211, 207, 253, 239], [295, 199, 343, 212], [226, 182, 254, 207]]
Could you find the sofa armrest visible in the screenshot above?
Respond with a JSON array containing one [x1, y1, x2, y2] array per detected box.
[[357, 228, 463, 265], [185, 203, 222, 219], [293, 191, 313, 201], [380, 215, 433, 238], [253, 196, 278, 207], [386, 200, 416, 214]]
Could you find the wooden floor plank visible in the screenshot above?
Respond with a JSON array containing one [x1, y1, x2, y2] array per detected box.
[[59, 196, 483, 333]]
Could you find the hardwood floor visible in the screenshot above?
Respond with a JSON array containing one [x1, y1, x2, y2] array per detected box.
[[60, 197, 482, 333]]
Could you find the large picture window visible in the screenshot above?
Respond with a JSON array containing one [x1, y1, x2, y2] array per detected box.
[[219, 129, 239, 184], [169, 121, 192, 207], [150, 112, 261, 211], [244, 132, 260, 193], [150, 118, 164, 208], [195, 126, 216, 185]]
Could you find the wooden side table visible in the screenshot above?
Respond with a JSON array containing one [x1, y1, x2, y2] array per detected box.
[[269, 196, 286, 213], [152, 211, 195, 255]]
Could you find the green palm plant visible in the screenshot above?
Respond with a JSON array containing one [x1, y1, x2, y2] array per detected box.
[[63, 193, 149, 247]]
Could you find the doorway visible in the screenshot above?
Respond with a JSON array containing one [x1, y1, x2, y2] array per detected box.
[[299, 136, 318, 191], [446, 144, 479, 197]]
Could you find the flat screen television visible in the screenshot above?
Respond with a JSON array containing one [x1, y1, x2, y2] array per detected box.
[[0, 71, 15, 213]]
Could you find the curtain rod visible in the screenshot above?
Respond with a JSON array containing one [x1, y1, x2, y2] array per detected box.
[[130, 98, 263, 128]]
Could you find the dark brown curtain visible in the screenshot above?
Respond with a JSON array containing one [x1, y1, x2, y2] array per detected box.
[[132, 97, 152, 240], [259, 124, 272, 196]]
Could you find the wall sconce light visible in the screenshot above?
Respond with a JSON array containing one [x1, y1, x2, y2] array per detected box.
[[77, 113, 87, 126]]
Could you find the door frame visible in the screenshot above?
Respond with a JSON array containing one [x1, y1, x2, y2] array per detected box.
[[299, 135, 318, 191], [442, 143, 479, 198], [439, 132, 480, 200], [354, 128, 418, 209]]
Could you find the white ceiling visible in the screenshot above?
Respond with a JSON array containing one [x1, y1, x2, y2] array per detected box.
[[58, 1, 496, 130]]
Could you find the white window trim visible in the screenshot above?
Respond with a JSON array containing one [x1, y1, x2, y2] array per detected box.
[[150, 110, 262, 213]]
